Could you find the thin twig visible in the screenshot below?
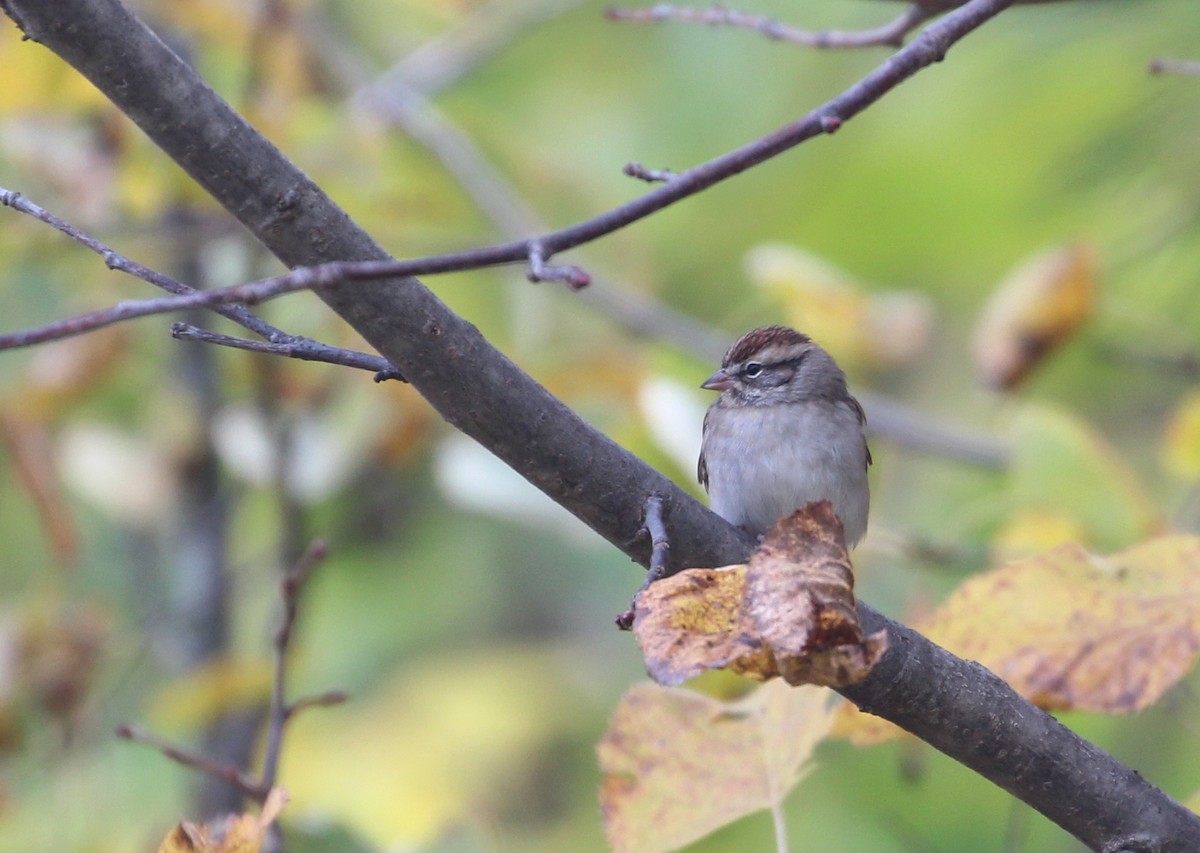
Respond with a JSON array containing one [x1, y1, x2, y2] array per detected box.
[[116, 724, 269, 803], [1149, 58, 1200, 77], [616, 494, 670, 630], [605, 2, 931, 49], [260, 539, 329, 793], [527, 241, 591, 288], [286, 690, 350, 720], [171, 323, 405, 381]]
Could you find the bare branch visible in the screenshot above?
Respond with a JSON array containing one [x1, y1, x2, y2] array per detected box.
[[1150, 58, 1200, 77], [527, 241, 591, 288], [605, 2, 932, 49], [171, 323, 404, 381], [260, 540, 329, 793], [616, 494, 672, 630], [116, 724, 268, 803], [286, 690, 350, 720]]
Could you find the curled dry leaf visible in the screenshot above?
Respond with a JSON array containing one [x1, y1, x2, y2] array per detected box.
[[633, 502, 887, 688], [157, 787, 288, 853], [972, 243, 1095, 391], [835, 535, 1200, 745], [598, 680, 835, 853]]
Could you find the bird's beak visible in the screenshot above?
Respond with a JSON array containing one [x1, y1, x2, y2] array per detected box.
[[701, 369, 735, 392]]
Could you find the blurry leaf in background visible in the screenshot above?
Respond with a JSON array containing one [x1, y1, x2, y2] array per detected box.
[[0, 415, 77, 565], [146, 658, 272, 734], [433, 433, 594, 539], [836, 535, 1200, 744], [157, 786, 287, 853], [1006, 403, 1164, 555], [0, 329, 132, 563], [211, 393, 382, 503], [972, 243, 1095, 391], [745, 244, 933, 370], [15, 599, 108, 736], [57, 421, 176, 525], [1161, 388, 1200, 479], [633, 506, 886, 689], [636, 374, 706, 485], [281, 646, 584, 849], [5, 329, 129, 421], [598, 679, 834, 853], [990, 508, 1088, 566]]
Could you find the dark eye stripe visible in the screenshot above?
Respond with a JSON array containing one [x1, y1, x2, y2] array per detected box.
[[743, 354, 805, 378]]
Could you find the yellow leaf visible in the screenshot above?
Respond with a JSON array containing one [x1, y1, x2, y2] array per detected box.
[[991, 509, 1087, 563], [972, 243, 1095, 390], [1162, 388, 1200, 478], [281, 646, 578, 848], [837, 535, 1200, 745], [920, 536, 1200, 713], [598, 680, 834, 853], [147, 658, 272, 732], [746, 244, 932, 369]]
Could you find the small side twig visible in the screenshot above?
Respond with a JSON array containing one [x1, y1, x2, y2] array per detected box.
[[1149, 58, 1200, 77], [616, 494, 670, 630], [171, 323, 406, 382], [116, 724, 268, 802], [527, 241, 591, 289], [624, 162, 678, 183], [605, 2, 932, 49]]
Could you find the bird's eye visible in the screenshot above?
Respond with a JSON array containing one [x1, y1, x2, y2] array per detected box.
[[744, 362, 763, 378]]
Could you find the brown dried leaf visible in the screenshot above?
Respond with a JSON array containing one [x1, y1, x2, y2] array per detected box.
[[0, 414, 77, 565], [598, 680, 834, 853], [972, 243, 1095, 390], [633, 503, 886, 688], [157, 789, 287, 853]]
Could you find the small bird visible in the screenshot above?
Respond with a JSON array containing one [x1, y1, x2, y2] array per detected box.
[[698, 325, 871, 545]]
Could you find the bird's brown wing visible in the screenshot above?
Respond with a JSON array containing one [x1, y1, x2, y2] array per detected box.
[[847, 394, 873, 468]]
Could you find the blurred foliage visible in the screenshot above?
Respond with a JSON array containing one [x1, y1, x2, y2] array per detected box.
[[1, 0, 1200, 850]]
